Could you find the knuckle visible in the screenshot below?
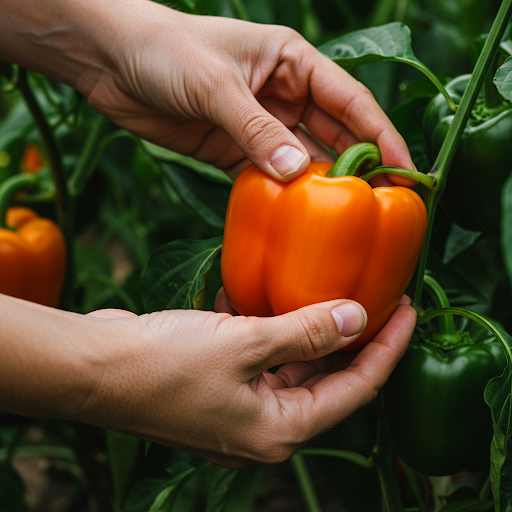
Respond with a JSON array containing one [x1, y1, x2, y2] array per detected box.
[[276, 25, 305, 44], [297, 313, 330, 359], [341, 84, 375, 124], [239, 112, 280, 150]]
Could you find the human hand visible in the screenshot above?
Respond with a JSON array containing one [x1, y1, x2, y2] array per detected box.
[[0, 0, 413, 182], [75, 295, 415, 468], [89, 3, 414, 182]]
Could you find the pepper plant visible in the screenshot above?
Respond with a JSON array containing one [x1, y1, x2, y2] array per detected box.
[[2, 0, 512, 511]]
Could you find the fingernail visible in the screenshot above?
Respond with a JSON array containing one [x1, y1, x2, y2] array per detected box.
[[270, 145, 307, 176], [331, 302, 367, 337]]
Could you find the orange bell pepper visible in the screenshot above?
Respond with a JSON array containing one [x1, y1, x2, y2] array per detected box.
[[221, 160, 427, 350], [0, 207, 66, 307]]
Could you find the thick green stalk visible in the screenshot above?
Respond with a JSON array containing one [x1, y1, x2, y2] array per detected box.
[[411, 0, 512, 307]]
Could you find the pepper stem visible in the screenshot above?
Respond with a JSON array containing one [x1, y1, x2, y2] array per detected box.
[[0, 174, 39, 229], [422, 275, 466, 349], [327, 142, 381, 177], [360, 166, 436, 189]]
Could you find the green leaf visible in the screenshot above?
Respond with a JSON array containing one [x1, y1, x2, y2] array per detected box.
[[206, 467, 238, 512], [141, 141, 233, 186], [482, 325, 512, 512], [141, 237, 223, 312], [318, 22, 455, 111], [123, 478, 171, 512], [426, 251, 488, 306], [502, 171, 512, 281], [0, 101, 34, 153], [494, 56, 512, 101], [106, 430, 141, 511], [443, 224, 482, 264], [438, 500, 493, 512], [389, 95, 433, 146], [0, 462, 27, 512], [159, 160, 231, 231], [0, 60, 16, 84], [318, 22, 420, 68], [123, 462, 210, 512]]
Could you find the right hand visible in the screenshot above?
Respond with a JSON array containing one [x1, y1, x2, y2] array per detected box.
[[73, 295, 415, 468]]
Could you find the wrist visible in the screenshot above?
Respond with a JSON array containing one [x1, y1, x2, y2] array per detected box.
[[0, 295, 103, 420], [0, 0, 173, 96]]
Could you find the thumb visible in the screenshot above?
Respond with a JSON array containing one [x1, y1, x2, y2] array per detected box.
[[215, 87, 310, 181], [244, 300, 367, 373]]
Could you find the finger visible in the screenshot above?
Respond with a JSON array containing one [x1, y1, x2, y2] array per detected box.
[[269, 304, 416, 440], [291, 125, 335, 163], [265, 353, 337, 389], [301, 101, 359, 156], [210, 78, 311, 181], [308, 55, 415, 170], [214, 287, 239, 316], [241, 300, 367, 375]]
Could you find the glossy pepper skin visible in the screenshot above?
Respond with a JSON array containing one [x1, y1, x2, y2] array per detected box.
[[380, 323, 507, 476], [423, 75, 512, 234], [0, 207, 66, 307], [221, 162, 427, 350]]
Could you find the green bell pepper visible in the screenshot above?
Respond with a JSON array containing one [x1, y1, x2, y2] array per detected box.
[[423, 74, 512, 235], [380, 277, 507, 476]]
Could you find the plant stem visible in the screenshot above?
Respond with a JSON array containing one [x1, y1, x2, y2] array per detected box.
[[360, 166, 436, 188], [372, 420, 405, 512], [16, 68, 69, 228], [422, 275, 459, 339], [74, 274, 140, 314], [69, 129, 137, 196], [68, 114, 109, 196], [297, 447, 374, 468], [411, 0, 512, 307], [0, 174, 39, 229], [410, 187, 438, 307], [291, 454, 323, 512]]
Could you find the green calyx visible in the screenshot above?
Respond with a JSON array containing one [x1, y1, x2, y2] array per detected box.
[[420, 275, 469, 350], [471, 96, 511, 124], [421, 328, 473, 351]]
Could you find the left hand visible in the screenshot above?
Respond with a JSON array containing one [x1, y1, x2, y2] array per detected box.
[[0, 0, 414, 182]]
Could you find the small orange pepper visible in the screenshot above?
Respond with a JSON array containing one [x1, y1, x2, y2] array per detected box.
[[21, 143, 45, 174], [221, 161, 427, 350], [0, 207, 66, 307]]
